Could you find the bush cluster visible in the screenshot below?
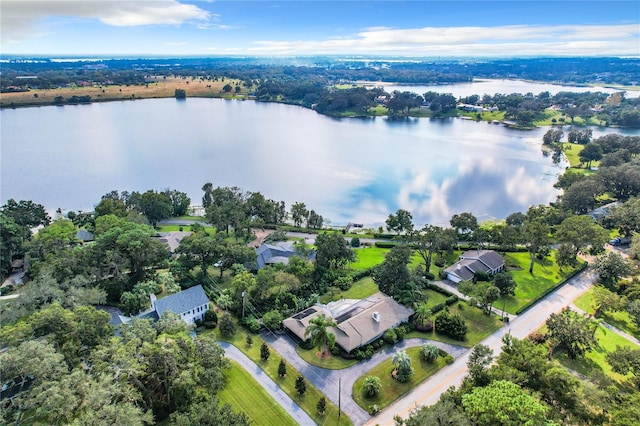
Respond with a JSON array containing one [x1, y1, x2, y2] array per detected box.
[[434, 310, 467, 341]]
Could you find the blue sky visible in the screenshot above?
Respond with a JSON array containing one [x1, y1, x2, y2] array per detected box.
[[1, 1, 638, 56]]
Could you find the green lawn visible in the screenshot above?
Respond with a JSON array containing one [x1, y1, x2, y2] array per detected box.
[[574, 287, 640, 340], [295, 346, 359, 370], [319, 277, 379, 304], [218, 360, 298, 426], [351, 247, 389, 270], [561, 142, 587, 169], [407, 304, 503, 347], [502, 252, 578, 314], [352, 346, 448, 412], [205, 327, 353, 426], [555, 324, 639, 383]]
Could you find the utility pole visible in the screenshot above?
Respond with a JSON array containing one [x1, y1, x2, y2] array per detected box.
[[242, 291, 246, 318]]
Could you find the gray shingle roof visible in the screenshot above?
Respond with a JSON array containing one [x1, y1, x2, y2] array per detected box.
[[154, 285, 209, 317], [460, 250, 505, 271]]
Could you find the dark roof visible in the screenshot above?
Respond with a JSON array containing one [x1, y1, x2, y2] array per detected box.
[[460, 250, 505, 271], [154, 285, 209, 317], [75, 229, 94, 242], [256, 242, 297, 269]]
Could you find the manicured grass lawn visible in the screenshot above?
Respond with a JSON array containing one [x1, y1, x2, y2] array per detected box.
[[295, 346, 359, 370], [561, 143, 585, 168], [319, 277, 379, 304], [407, 304, 503, 348], [218, 360, 298, 426], [206, 327, 353, 426], [502, 252, 578, 314], [555, 324, 639, 383], [352, 346, 448, 412], [351, 247, 389, 270], [574, 287, 640, 340], [422, 288, 449, 307]]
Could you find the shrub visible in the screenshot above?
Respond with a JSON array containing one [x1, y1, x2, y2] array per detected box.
[[262, 309, 284, 331], [278, 359, 287, 377], [204, 309, 218, 324], [362, 376, 383, 398], [474, 271, 490, 282], [295, 375, 307, 395], [383, 329, 397, 344], [335, 275, 352, 291], [331, 345, 341, 356], [260, 343, 270, 361], [434, 258, 445, 267], [350, 237, 361, 247], [420, 343, 439, 363], [444, 354, 455, 364], [317, 397, 327, 416], [243, 316, 261, 333], [246, 334, 253, 346], [430, 302, 445, 314], [395, 325, 407, 340], [219, 313, 236, 338], [434, 310, 467, 341], [299, 339, 315, 350], [445, 295, 459, 305], [424, 271, 435, 280], [527, 331, 547, 345]]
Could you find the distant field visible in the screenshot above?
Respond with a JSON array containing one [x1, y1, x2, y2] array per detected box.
[[1, 76, 249, 108]]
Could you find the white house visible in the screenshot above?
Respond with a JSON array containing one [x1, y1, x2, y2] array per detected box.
[[149, 284, 210, 324]]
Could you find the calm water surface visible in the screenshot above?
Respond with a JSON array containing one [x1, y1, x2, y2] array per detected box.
[[381, 79, 639, 98], [2, 97, 637, 226]]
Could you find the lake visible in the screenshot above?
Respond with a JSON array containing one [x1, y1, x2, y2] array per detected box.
[[379, 79, 640, 99], [1, 96, 637, 227]]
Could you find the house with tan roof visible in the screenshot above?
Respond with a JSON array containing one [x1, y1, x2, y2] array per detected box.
[[444, 249, 505, 283], [282, 292, 414, 353]]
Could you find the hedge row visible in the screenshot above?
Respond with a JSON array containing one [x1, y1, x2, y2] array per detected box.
[[374, 241, 530, 252], [429, 294, 460, 314], [514, 262, 589, 315], [424, 281, 455, 297], [351, 268, 373, 281]]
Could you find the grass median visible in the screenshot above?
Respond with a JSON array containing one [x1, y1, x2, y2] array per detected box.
[[352, 346, 448, 412]]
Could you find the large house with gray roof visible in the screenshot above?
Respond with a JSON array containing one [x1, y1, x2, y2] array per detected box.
[[256, 241, 315, 269], [283, 292, 413, 353], [148, 284, 210, 324], [444, 250, 505, 283]]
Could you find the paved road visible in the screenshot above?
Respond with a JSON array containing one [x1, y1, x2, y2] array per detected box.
[[365, 267, 599, 426], [218, 341, 316, 426], [262, 333, 467, 426]]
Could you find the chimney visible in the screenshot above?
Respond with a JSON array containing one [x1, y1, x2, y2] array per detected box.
[[456, 263, 461, 270], [372, 312, 380, 322], [150, 293, 157, 311]]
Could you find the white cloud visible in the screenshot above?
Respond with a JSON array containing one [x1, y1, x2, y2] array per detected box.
[[248, 23, 639, 56], [1, 0, 210, 43]]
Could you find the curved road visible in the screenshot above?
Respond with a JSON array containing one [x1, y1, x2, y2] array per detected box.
[[261, 334, 467, 426], [365, 268, 598, 426]]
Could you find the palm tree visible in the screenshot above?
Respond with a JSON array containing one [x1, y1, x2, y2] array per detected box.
[[362, 376, 383, 398], [304, 314, 337, 356], [392, 350, 414, 382], [413, 304, 432, 329], [420, 343, 439, 363]]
